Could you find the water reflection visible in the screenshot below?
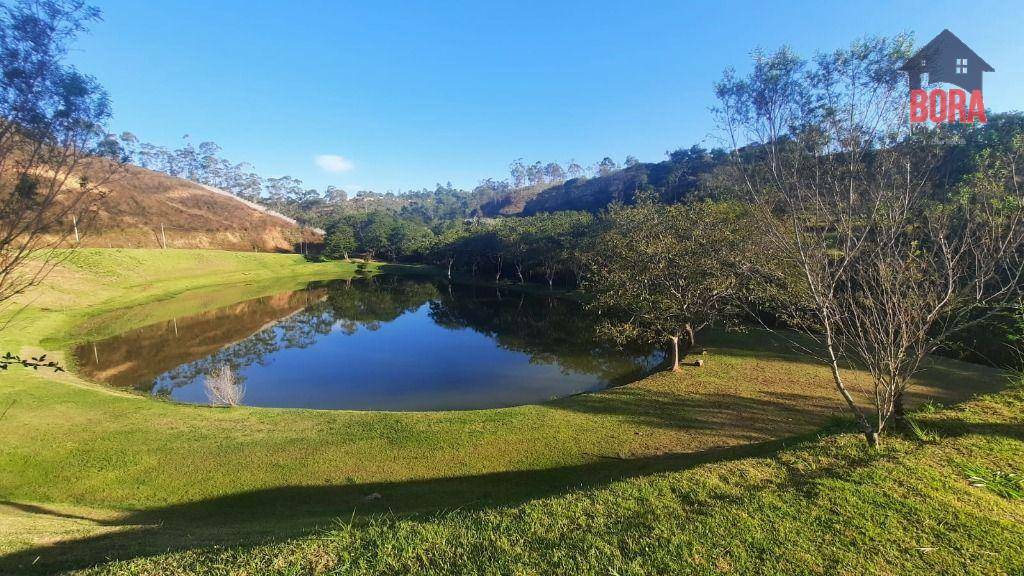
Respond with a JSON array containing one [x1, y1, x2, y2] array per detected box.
[[74, 276, 662, 411]]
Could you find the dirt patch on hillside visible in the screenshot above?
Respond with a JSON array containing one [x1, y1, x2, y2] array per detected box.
[[44, 162, 321, 252]]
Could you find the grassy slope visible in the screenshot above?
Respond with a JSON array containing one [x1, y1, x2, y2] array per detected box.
[[0, 249, 1018, 574], [60, 161, 314, 252]]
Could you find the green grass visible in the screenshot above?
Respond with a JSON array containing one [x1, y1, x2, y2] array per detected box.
[[0, 248, 1019, 575]]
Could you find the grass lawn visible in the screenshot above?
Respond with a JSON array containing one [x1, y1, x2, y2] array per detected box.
[[0, 249, 1019, 575]]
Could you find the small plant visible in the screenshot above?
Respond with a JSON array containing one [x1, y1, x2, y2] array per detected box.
[[914, 400, 943, 415], [1007, 369, 1024, 390], [963, 465, 1024, 500], [903, 416, 940, 443], [204, 365, 245, 407]]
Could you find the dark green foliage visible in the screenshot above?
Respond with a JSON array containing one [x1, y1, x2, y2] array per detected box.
[[522, 146, 727, 215], [582, 201, 762, 369], [322, 224, 356, 260]]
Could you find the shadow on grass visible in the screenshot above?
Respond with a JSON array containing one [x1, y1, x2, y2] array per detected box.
[[551, 385, 841, 438], [2, 384, 1013, 573], [0, 428, 830, 574]]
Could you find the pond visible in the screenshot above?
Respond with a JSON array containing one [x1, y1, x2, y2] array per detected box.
[[73, 275, 662, 411]]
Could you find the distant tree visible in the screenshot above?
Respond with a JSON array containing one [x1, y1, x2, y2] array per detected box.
[[624, 155, 640, 168], [509, 158, 527, 188], [524, 211, 594, 288], [430, 224, 469, 279], [585, 201, 759, 371], [223, 165, 262, 202], [387, 219, 433, 260], [323, 224, 356, 260], [497, 219, 530, 284], [324, 185, 347, 204], [263, 175, 304, 210], [543, 162, 565, 183], [566, 159, 585, 179], [596, 157, 618, 177], [526, 161, 545, 187], [0, 0, 121, 358]]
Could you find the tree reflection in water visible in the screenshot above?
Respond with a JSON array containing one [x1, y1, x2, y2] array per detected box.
[[75, 276, 662, 410]]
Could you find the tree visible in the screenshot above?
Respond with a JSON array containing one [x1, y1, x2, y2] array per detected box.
[[497, 219, 530, 284], [323, 224, 356, 260], [566, 159, 585, 179], [714, 37, 1024, 446], [543, 162, 565, 183], [0, 0, 119, 343], [584, 201, 758, 371], [325, 185, 347, 204], [430, 224, 469, 279], [387, 219, 433, 261], [524, 212, 593, 288], [596, 157, 618, 177], [624, 155, 640, 168], [526, 161, 545, 187], [509, 158, 527, 188]]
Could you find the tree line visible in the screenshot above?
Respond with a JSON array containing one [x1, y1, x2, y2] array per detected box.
[[117, 131, 645, 226]]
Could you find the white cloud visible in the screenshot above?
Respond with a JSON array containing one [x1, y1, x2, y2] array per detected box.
[[314, 154, 355, 173]]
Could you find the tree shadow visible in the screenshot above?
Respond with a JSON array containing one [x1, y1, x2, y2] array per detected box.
[[550, 385, 842, 441], [0, 501, 100, 523], [0, 433, 808, 574]]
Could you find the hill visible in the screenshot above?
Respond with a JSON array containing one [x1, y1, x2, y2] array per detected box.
[[50, 162, 320, 253], [520, 147, 726, 215]]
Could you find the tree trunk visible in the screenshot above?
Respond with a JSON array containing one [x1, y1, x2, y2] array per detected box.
[[669, 335, 681, 372], [447, 257, 454, 280], [683, 323, 695, 354], [823, 321, 879, 447], [893, 388, 906, 423], [516, 263, 525, 284]]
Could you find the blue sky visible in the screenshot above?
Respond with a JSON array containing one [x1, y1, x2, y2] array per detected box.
[[69, 0, 1024, 193]]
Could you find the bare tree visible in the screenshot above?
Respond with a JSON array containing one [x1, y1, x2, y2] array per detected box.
[[0, 0, 122, 332], [715, 37, 1024, 446]]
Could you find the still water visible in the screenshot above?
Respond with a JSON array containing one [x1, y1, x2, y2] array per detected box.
[[74, 275, 662, 411]]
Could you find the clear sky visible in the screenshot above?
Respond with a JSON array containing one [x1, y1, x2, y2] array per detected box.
[[68, 0, 1024, 194]]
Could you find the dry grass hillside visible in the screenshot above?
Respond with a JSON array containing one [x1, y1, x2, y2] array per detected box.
[[46, 162, 320, 253]]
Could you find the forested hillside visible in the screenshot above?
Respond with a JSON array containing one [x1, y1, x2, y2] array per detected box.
[[521, 147, 725, 214]]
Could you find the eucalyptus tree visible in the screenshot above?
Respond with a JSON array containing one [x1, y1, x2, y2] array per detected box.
[[543, 162, 565, 183], [566, 160, 585, 180], [584, 201, 759, 372], [714, 37, 1024, 446], [596, 157, 618, 177]]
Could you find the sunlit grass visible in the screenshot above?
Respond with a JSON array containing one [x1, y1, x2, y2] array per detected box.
[[964, 464, 1024, 500]]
